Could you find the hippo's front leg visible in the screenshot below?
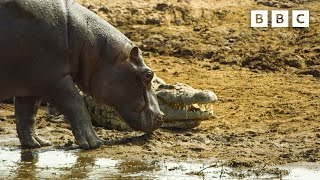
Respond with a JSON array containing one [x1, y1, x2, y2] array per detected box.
[[51, 75, 103, 149], [15, 97, 51, 148]]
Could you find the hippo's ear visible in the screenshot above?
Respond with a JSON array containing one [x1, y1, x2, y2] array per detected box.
[[129, 46, 140, 63]]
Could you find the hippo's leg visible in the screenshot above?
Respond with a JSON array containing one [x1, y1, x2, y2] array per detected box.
[[15, 97, 51, 148], [50, 75, 103, 149]]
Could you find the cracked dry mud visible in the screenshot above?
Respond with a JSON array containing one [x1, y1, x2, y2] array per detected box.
[[0, 0, 319, 173]]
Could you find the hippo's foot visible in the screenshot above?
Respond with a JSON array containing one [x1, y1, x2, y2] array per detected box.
[[71, 123, 104, 149], [20, 134, 52, 149], [51, 75, 104, 150], [14, 96, 51, 149], [75, 133, 104, 149]]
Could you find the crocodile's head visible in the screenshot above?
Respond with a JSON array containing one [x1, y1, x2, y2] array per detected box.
[[152, 77, 218, 121]]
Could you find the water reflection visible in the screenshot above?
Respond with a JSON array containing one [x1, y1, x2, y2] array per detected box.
[[16, 150, 38, 179], [118, 160, 160, 174], [0, 147, 319, 179]]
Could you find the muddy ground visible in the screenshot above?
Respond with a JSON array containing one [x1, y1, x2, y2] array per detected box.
[[0, 0, 319, 176]]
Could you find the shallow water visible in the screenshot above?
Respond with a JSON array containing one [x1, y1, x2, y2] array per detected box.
[[280, 164, 320, 180], [0, 147, 319, 179]]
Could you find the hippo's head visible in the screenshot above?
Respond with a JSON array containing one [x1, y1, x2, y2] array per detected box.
[[90, 46, 163, 133]]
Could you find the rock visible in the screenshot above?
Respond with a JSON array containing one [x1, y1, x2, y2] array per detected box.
[[222, 46, 232, 51], [130, 9, 139, 15], [155, 3, 169, 11], [146, 17, 161, 25], [297, 69, 320, 77], [98, 6, 109, 13], [285, 56, 305, 69], [193, 27, 201, 32], [313, 47, 320, 53], [280, 3, 293, 8], [310, 16, 317, 23], [220, 58, 238, 65], [189, 147, 204, 152], [257, 1, 275, 7], [212, 65, 221, 70], [228, 39, 236, 43], [0, 116, 6, 121], [172, 48, 193, 58]]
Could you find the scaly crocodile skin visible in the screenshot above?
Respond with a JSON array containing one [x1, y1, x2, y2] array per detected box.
[[83, 94, 204, 130], [81, 76, 217, 130]]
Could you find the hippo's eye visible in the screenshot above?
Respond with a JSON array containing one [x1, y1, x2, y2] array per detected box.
[[144, 70, 154, 82]]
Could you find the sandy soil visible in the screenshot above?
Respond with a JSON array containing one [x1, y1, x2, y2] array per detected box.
[[0, 0, 319, 169]]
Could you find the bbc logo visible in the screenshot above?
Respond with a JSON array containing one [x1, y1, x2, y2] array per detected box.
[[251, 10, 309, 28]]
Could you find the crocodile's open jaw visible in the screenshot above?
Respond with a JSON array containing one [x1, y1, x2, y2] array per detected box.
[[158, 100, 215, 121], [153, 80, 218, 121]]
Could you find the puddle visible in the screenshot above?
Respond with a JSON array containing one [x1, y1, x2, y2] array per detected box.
[[279, 164, 320, 180], [0, 147, 319, 179]]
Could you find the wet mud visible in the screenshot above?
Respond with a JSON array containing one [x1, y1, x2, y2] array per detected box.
[[1, 0, 320, 179], [0, 147, 319, 179]]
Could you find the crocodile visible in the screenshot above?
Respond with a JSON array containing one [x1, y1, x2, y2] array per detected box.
[[2, 76, 217, 130], [81, 76, 218, 130]]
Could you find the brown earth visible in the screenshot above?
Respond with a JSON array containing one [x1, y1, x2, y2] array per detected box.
[[0, 0, 319, 169]]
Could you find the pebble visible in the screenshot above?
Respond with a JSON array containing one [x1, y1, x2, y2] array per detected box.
[[222, 46, 232, 51], [155, 3, 169, 11], [98, 6, 109, 13], [228, 39, 236, 43], [0, 116, 7, 121]]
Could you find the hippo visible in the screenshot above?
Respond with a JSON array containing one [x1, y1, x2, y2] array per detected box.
[[0, 0, 163, 149]]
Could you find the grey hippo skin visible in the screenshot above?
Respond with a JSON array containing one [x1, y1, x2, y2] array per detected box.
[[0, 0, 163, 149]]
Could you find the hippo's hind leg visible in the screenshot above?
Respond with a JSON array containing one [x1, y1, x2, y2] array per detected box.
[[15, 96, 51, 148]]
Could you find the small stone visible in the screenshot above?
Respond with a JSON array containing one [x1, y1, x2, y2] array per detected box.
[[310, 17, 316, 22], [98, 6, 109, 13], [155, 3, 169, 11], [280, 3, 293, 8], [297, 69, 320, 78], [212, 65, 221, 70], [222, 46, 231, 51], [0, 116, 7, 121], [189, 147, 204, 152], [64, 140, 73, 147], [131, 9, 139, 15], [193, 27, 201, 31], [146, 17, 161, 25], [228, 39, 236, 43]]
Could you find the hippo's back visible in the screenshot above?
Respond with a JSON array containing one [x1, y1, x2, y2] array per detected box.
[[0, 0, 69, 97]]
